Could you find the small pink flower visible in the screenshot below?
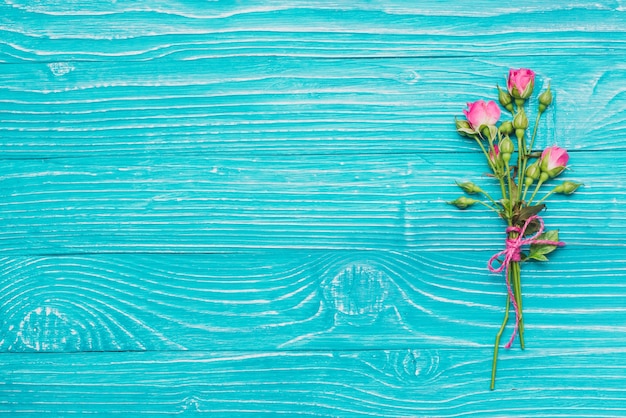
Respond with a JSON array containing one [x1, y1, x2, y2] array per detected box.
[[507, 68, 535, 99], [540, 146, 569, 178], [463, 100, 501, 133], [488, 144, 501, 167]]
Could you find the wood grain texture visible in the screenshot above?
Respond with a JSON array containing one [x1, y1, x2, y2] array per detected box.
[[0, 152, 618, 254], [1, 2, 625, 62], [1, 57, 625, 158], [2, 0, 626, 415], [1, 250, 625, 353], [2, 349, 626, 416]]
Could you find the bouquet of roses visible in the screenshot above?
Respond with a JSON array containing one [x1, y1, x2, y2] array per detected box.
[[449, 68, 582, 390]]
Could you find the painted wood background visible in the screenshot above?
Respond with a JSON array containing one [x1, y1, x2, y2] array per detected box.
[[1, 1, 626, 416]]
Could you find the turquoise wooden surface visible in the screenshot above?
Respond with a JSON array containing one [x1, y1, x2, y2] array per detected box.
[[1, 1, 626, 416]]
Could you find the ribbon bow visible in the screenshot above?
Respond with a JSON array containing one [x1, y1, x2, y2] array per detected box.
[[488, 215, 564, 348]]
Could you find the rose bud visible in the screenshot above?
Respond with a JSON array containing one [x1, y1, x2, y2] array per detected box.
[[456, 181, 483, 194], [462, 100, 501, 135], [488, 144, 502, 169], [498, 120, 514, 136], [497, 86, 514, 113], [513, 110, 529, 141], [455, 118, 475, 137], [499, 136, 515, 154], [513, 110, 529, 130], [524, 161, 541, 187], [447, 196, 477, 210], [538, 85, 553, 113], [540, 146, 569, 178], [553, 181, 582, 195], [507, 68, 535, 100], [499, 136, 515, 164]]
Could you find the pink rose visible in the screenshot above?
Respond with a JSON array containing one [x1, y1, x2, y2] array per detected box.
[[463, 100, 501, 133], [540, 146, 569, 178], [507, 68, 535, 99]]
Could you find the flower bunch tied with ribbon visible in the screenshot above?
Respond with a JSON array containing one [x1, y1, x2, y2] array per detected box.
[[450, 68, 582, 390]]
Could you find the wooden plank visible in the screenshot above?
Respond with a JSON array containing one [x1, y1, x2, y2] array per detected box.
[[1, 2, 625, 62], [1, 2, 625, 415], [1, 56, 625, 157], [2, 348, 626, 416], [1, 249, 624, 352], [0, 152, 610, 254]]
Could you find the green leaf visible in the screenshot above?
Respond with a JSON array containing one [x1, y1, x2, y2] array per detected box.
[[512, 203, 546, 235], [515, 203, 545, 223], [527, 253, 549, 262], [528, 230, 561, 261], [537, 229, 560, 243]]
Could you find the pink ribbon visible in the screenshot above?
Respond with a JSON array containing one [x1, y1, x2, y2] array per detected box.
[[487, 215, 564, 348]]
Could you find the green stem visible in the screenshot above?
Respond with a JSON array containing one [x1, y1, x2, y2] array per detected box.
[[535, 190, 554, 206], [517, 133, 526, 186], [520, 112, 544, 196], [497, 174, 508, 216], [518, 112, 542, 200], [528, 112, 543, 154], [527, 178, 545, 205], [522, 180, 531, 202], [491, 292, 511, 390], [474, 138, 499, 177], [476, 200, 502, 215], [504, 161, 514, 219], [511, 261, 525, 350], [480, 190, 500, 208]]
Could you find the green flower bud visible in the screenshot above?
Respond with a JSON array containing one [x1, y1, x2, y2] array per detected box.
[[513, 110, 529, 130], [498, 121, 514, 136], [513, 110, 529, 141], [524, 161, 541, 187], [456, 181, 482, 195], [538, 85, 553, 113], [455, 118, 474, 137], [525, 161, 541, 180], [447, 196, 477, 210], [553, 181, 582, 195], [499, 136, 515, 154], [499, 136, 514, 164], [497, 85, 514, 113]]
